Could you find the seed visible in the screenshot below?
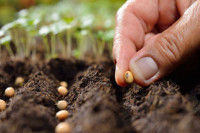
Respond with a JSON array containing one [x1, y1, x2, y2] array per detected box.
[[5, 87, 15, 97], [124, 71, 134, 84], [57, 100, 68, 110], [0, 99, 6, 111], [55, 122, 71, 133], [60, 81, 68, 88], [15, 77, 24, 87], [56, 110, 69, 120], [58, 86, 68, 96]]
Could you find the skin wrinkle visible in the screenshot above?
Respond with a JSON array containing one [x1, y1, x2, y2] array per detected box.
[[162, 34, 182, 63], [155, 35, 180, 66]]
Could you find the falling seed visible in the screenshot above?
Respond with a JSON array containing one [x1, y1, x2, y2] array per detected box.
[[56, 110, 69, 120], [60, 81, 68, 88], [5, 87, 15, 97], [0, 99, 6, 111], [58, 86, 68, 96], [15, 77, 24, 87], [55, 122, 71, 133], [124, 71, 134, 84], [57, 100, 68, 110]]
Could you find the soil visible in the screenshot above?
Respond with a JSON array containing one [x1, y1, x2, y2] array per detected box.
[[0, 52, 200, 133]]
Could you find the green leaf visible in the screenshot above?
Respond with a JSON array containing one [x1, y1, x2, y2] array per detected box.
[[39, 26, 50, 36], [0, 30, 5, 37], [1, 21, 17, 31], [0, 35, 11, 45]]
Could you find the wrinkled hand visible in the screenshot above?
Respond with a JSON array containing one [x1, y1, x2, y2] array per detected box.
[[113, 0, 200, 87]]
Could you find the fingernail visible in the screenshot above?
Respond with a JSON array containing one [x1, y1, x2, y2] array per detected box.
[[130, 57, 158, 81]]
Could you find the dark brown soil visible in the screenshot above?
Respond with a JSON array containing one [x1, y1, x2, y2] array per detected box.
[[0, 53, 200, 133]]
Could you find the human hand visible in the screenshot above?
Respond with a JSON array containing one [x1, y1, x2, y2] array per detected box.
[[113, 0, 200, 87]]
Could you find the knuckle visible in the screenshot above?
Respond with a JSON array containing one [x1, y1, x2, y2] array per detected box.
[[115, 1, 131, 22], [156, 33, 182, 65]]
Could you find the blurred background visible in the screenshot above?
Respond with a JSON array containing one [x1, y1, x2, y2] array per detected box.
[[0, 0, 125, 27], [0, 0, 59, 26], [0, 0, 125, 59]]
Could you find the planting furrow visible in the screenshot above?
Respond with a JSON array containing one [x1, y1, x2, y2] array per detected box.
[[0, 70, 60, 133], [63, 61, 134, 133]]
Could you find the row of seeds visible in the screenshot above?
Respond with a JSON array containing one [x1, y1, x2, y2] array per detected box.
[[0, 77, 71, 133], [55, 81, 71, 133], [0, 77, 24, 111]]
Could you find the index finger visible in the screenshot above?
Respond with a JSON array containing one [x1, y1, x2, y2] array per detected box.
[[113, 0, 159, 86]]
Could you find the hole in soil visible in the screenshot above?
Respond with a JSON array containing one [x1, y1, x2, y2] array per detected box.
[[48, 58, 88, 87]]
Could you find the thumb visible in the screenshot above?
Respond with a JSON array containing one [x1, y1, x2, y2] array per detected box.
[[129, 1, 200, 86]]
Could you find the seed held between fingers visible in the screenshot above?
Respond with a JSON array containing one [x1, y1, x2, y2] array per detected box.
[[58, 86, 68, 96], [55, 122, 71, 133], [5, 87, 15, 97], [0, 99, 6, 111], [124, 71, 134, 84], [60, 81, 68, 88], [57, 100, 68, 110], [56, 110, 69, 120]]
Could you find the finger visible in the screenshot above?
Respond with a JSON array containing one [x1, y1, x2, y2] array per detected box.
[[157, 0, 179, 32], [113, 0, 159, 87], [157, 0, 195, 32], [176, 0, 196, 15], [129, 1, 200, 86]]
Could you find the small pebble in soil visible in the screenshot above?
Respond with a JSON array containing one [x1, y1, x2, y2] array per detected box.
[[57, 100, 68, 110], [0, 99, 6, 111], [15, 77, 24, 87], [55, 122, 71, 133], [124, 71, 134, 84], [5, 87, 15, 97], [58, 86, 68, 96], [56, 110, 69, 120], [60, 81, 68, 88]]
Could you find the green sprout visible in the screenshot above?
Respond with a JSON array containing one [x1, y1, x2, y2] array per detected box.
[[63, 17, 76, 58], [0, 0, 124, 60], [0, 35, 14, 57], [39, 26, 51, 58], [96, 29, 114, 59]]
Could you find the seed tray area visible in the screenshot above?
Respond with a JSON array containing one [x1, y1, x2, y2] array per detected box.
[[0, 56, 200, 133]]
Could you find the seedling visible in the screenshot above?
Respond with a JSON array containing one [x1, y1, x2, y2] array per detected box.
[[124, 71, 134, 84], [0, 99, 6, 111], [0, 0, 124, 60], [15, 77, 24, 87], [38, 26, 51, 58], [5, 87, 15, 97], [58, 86, 68, 96], [55, 122, 71, 133], [57, 100, 68, 110], [63, 17, 76, 58], [56, 110, 69, 120], [60, 81, 68, 88], [0, 35, 14, 57]]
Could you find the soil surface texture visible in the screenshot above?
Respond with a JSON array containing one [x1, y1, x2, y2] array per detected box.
[[0, 53, 200, 133]]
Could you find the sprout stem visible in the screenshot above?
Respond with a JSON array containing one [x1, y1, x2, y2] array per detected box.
[[51, 34, 57, 58], [66, 30, 72, 58], [97, 39, 105, 58], [5, 43, 14, 57], [13, 29, 22, 56], [58, 33, 66, 57], [43, 36, 50, 58], [31, 37, 37, 60]]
